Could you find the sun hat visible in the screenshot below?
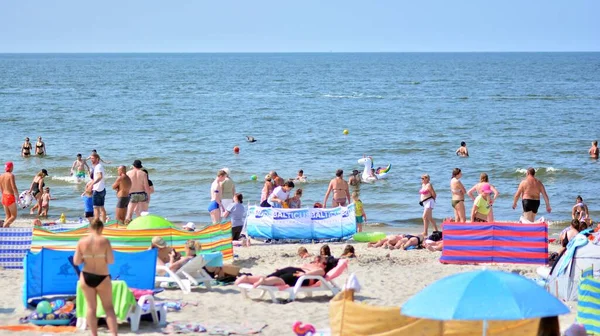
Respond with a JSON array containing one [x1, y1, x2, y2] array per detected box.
[[183, 222, 196, 231], [222, 168, 230, 176], [133, 160, 143, 169], [151, 236, 167, 248], [481, 183, 492, 194]]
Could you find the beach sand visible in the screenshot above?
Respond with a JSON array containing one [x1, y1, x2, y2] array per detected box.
[[0, 221, 577, 335]]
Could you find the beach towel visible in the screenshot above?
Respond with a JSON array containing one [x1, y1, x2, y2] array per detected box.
[[76, 280, 137, 320], [161, 322, 206, 334], [207, 322, 268, 335], [557, 234, 588, 276], [0, 325, 77, 333]]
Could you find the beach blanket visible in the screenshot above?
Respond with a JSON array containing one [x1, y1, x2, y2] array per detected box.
[[207, 322, 268, 335], [162, 322, 206, 334], [76, 280, 137, 320]]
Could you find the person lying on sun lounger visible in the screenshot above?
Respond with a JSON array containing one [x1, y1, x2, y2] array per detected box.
[[234, 256, 336, 288], [167, 239, 240, 280]]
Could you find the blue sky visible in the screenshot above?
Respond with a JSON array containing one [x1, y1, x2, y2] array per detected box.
[[1, 0, 598, 52]]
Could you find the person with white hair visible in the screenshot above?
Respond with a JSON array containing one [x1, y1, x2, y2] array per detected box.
[[220, 168, 236, 214]]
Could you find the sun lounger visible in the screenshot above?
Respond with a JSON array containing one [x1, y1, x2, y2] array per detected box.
[[76, 280, 166, 332], [238, 259, 348, 303], [155, 253, 222, 294]]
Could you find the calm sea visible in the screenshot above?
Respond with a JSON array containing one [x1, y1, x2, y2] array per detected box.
[[0, 53, 599, 231]]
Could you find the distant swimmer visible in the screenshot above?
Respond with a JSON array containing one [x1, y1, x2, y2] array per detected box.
[[456, 141, 469, 157], [589, 140, 599, 159], [246, 136, 257, 143]]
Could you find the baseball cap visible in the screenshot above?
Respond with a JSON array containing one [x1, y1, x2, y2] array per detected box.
[[5, 162, 14, 172], [183, 222, 196, 231], [151, 236, 167, 248], [481, 184, 492, 194], [133, 160, 143, 169], [41, 169, 49, 176]]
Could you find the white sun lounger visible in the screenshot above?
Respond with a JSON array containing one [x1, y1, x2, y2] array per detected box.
[[238, 259, 349, 303], [155, 255, 215, 294]]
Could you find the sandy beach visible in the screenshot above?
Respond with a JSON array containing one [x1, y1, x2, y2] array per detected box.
[[0, 219, 577, 335]]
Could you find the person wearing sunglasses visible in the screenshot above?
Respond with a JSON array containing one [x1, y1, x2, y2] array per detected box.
[[419, 174, 438, 236]]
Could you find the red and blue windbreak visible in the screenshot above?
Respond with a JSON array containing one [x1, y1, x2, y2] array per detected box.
[[440, 222, 548, 265]]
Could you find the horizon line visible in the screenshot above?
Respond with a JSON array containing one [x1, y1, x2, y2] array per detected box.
[[0, 50, 599, 54]]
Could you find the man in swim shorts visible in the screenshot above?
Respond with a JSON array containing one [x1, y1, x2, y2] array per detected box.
[[112, 165, 132, 224], [512, 167, 551, 222], [70, 153, 90, 180], [126, 160, 151, 223], [270, 171, 285, 188], [0, 162, 19, 227]]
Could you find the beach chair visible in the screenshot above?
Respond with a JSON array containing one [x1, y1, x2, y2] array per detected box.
[[238, 259, 349, 303], [155, 254, 217, 294], [76, 280, 166, 332]]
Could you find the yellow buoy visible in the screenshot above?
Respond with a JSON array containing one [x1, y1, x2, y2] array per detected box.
[[343, 129, 349, 135]]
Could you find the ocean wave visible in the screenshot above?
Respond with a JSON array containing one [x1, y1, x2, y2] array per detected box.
[[321, 93, 385, 100]]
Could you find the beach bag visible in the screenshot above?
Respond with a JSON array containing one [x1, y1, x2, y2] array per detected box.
[[428, 231, 443, 242]]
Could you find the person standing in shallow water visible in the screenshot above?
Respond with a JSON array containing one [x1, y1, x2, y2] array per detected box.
[[21, 137, 32, 157], [348, 169, 361, 196], [0, 162, 19, 227], [590, 140, 599, 159], [456, 141, 469, 157], [512, 167, 551, 222], [35, 136, 46, 156], [112, 165, 131, 224]]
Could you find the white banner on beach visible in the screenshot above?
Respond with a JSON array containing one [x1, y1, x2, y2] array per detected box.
[[246, 204, 356, 240]]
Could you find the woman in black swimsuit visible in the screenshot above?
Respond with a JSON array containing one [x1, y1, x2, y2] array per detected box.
[[234, 256, 334, 288], [29, 169, 48, 216], [73, 219, 117, 336], [21, 137, 32, 157], [35, 136, 46, 156]]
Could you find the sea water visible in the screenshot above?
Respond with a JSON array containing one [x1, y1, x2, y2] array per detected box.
[[0, 53, 599, 231]]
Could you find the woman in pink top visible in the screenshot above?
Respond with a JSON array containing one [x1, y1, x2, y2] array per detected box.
[[419, 174, 438, 236], [467, 172, 499, 222]]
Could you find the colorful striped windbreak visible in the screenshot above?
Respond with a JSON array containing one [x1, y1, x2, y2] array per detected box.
[[578, 277, 600, 335], [440, 222, 548, 265], [30, 221, 234, 262]]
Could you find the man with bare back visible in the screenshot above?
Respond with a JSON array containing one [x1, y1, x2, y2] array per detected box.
[[512, 167, 551, 222], [126, 160, 150, 223], [112, 165, 132, 224], [0, 162, 19, 227]]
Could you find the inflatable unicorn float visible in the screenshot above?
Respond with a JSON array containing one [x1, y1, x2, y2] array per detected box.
[[358, 156, 391, 182]]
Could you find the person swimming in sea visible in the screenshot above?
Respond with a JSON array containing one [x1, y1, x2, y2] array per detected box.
[[246, 136, 257, 143], [456, 141, 469, 157]]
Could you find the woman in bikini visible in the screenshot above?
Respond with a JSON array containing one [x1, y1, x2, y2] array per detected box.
[[35, 136, 46, 156], [389, 234, 424, 250], [73, 219, 117, 336], [29, 169, 48, 216], [467, 172, 499, 222], [419, 174, 438, 236], [450, 168, 467, 222], [323, 169, 350, 207], [470, 184, 493, 222], [234, 255, 332, 288], [571, 195, 589, 222], [21, 137, 32, 157], [208, 170, 227, 224]]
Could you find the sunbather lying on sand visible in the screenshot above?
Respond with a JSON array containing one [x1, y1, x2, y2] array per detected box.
[[423, 239, 443, 251], [367, 234, 405, 248], [234, 256, 335, 288], [389, 234, 424, 250]]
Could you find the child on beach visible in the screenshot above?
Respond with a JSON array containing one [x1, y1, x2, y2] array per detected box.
[[288, 189, 303, 208], [40, 187, 53, 217], [340, 245, 356, 258], [320, 244, 332, 257], [297, 247, 312, 259], [81, 182, 94, 221], [352, 191, 366, 232]]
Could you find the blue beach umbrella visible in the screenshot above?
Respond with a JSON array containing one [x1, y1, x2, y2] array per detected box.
[[402, 269, 570, 335]]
